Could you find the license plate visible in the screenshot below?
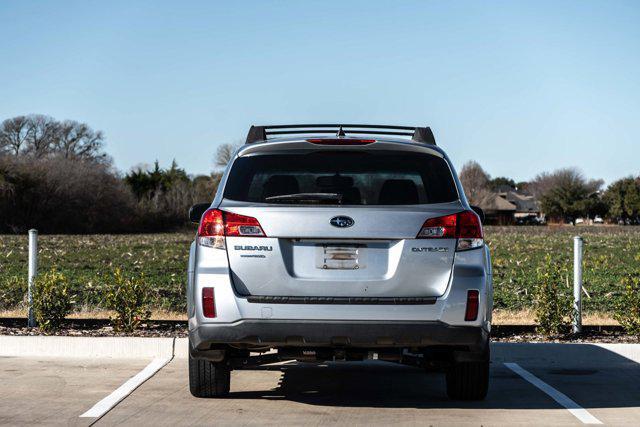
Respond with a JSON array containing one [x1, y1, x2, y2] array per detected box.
[[315, 244, 366, 270]]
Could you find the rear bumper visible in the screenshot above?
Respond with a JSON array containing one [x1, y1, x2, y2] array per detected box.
[[190, 319, 489, 353]]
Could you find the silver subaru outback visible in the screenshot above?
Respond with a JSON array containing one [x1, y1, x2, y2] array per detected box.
[[187, 124, 493, 400]]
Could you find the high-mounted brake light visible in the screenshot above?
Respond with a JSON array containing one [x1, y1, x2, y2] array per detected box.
[[306, 138, 376, 145], [464, 290, 479, 321], [197, 209, 265, 248], [202, 287, 216, 318], [417, 210, 483, 251]]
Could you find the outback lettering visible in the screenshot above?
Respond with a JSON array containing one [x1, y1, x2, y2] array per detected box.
[[412, 247, 449, 253]]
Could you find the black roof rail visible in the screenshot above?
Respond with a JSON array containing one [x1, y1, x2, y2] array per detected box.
[[244, 124, 436, 145]]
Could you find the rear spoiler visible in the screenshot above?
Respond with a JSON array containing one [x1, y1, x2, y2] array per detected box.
[[245, 124, 436, 145]]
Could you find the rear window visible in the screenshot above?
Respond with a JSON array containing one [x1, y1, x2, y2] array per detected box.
[[223, 151, 458, 205]]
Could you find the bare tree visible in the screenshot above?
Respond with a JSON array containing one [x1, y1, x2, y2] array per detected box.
[[193, 174, 220, 202], [529, 167, 604, 222], [56, 120, 106, 160], [214, 143, 240, 168], [0, 156, 134, 233], [24, 115, 60, 158], [459, 161, 493, 205], [0, 115, 108, 163], [526, 171, 554, 200], [0, 116, 30, 155], [528, 168, 602, 200]]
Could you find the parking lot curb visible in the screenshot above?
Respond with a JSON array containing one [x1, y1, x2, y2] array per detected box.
[[2, 336, 639, 364], [0, 335, 180, 359], [174, 337, 189, 358]]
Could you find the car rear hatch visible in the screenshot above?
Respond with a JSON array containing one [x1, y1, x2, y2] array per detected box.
[[217, 144, 465, 299]]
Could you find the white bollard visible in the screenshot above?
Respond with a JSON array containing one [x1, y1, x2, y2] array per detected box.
[[573, 236, 583, 334], [28, 229, 38, 327]]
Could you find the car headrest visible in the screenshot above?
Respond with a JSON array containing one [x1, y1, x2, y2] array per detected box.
[[341, 187, 362, 205], [378, 179, 419, 205], [262, 175, 300, 200], [316, 174, 354, 188]]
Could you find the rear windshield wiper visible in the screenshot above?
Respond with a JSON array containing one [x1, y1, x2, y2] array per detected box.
[[265, 192, 343, 204]]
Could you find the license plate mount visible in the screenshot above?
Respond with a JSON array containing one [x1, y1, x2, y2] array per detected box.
[[315, 244, 366, 270]]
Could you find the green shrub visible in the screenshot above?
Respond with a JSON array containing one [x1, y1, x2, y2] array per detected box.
[[613, 275, 640, 335], [32, 270, 75, 331], [533, 255, 572, 336], [105, 268, 151, 332], [0, 276, 28, 311]]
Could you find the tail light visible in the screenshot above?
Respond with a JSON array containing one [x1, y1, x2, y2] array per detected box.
[[417, 210, 483, 251], [202, 287, 216, 318], [197, 209, 265, 248], [224, 211, 265, 237], [464, 290, 479, 321]]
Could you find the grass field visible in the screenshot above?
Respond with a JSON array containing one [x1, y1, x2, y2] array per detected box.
[[1, 226, 639, 315], [0, 232, 194, 312], [487, 226, 640, 312]]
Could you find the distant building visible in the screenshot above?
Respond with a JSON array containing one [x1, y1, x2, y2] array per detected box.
[[498, 188, 542, 221], [476, 186, 542, 225], [477, 193, 517, 225]]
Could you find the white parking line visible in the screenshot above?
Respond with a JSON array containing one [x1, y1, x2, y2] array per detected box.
[[504, 362, 602, 425], [80, 357, 172, 418]]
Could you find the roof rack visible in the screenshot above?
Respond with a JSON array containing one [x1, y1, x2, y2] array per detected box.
[[245, 124, 436, 145]]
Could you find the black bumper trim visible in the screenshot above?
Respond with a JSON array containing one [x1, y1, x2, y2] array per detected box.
[[191, 319, 488, 351], [245, 296, 437, 305]]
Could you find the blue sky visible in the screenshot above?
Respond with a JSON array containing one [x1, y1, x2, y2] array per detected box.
[[1, 0, 639, 183]]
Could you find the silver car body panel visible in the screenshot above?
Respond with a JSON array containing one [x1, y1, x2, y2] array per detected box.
[[188, 137, 493, 346]]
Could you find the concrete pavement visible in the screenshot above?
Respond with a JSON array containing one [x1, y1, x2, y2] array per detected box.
[[0, 357, 150, 426], [1, 343, 639, 426]]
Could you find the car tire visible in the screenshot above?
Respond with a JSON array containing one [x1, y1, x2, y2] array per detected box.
[[189, 356, 231, 398], [445, 359, 489, 400]]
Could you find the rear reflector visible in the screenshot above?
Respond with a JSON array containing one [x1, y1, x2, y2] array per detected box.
[[465, 290, 479, 321], [202, 287, 216, 318], [306, 138, 376, 145], [417, 210, 484, 251]]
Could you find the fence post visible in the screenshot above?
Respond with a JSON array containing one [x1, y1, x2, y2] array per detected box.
[[28, 229, 38, 327], [573, 236, 583, 334]]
